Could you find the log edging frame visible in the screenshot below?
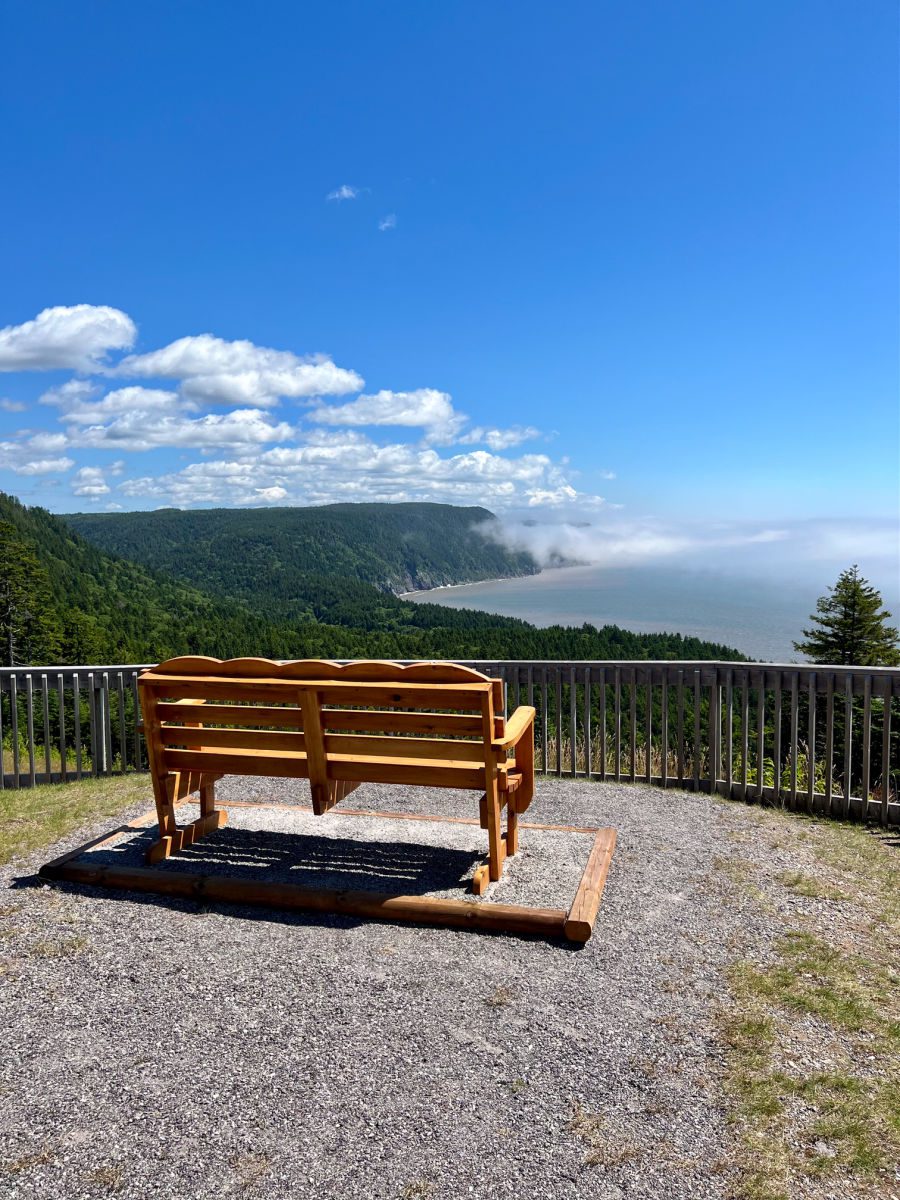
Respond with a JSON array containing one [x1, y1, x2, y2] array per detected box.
[[39, 802, 616, 944]]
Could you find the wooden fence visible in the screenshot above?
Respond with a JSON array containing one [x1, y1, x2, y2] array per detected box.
[[1, 660, 898, 825]]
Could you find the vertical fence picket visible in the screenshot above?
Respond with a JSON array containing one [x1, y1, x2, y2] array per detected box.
[[583, 666, 592, 778], [629, 670, 637, 784], [725, 669, 734, 797], [619, 662, 624, 782], [645, 669, 653, 784], [132, 672, 142, 771], [41, 673, 52, 781], [660, 675, 668, 787], [842, 675, 853, 819], [555, 668, 563, 778], [773, 671, 782, 806], [57, 673, 67, 784], [598, 667, 607, 780], [540, 668, 548, 775], [740, 673, 749, 801], [117, 674, 128, 774], [881, 678, 892, 826], [569, 666, 577, 777], [25, 675, 36, 788], [790, 674, 799, 810], [10, 676, 20, 787], [692, 670, 701, 792], [74, 673, 83, 779], [861, 675, 872, 815], [709, 670, 721, 795], [87, 672, 98, 777], [807, 673, 816, 814], [756, 673, 765, 802], [676, 669, 685, 784], [824, 674, 835, 815]]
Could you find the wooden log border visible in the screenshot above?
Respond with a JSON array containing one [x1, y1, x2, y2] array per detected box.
[[39, 804, 615, 945]]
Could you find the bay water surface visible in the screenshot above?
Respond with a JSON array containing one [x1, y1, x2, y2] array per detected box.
[[403, 565, 879, 662]]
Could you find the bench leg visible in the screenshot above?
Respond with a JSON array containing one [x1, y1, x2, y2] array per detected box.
[[506, 805, 519, 856], [146, 773, 228, 864], [471, 780, 507, 895]]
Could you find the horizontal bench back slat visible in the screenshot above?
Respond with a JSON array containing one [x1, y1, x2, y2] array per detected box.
[[156, 702, 305, 728], [321, 708, 484, 737], [159, 727, 307, 753]]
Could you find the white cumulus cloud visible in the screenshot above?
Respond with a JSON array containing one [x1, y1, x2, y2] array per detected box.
[[72, 466, 111, 497], [0, 442, 74, 475], [0, 305, 136, 372], [73, 405, 295, 451], [326, 185, 359, 201], [458, 425, 541, 450], [308, 388, 467, 445], [378, 214, 397, 231], [115, 334, 363, 407]]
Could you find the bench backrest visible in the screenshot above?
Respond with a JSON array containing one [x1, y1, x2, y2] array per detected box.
[[138, 657, 506, 796]]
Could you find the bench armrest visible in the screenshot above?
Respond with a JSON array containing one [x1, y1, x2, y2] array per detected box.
[[493, 705, 536, 751]]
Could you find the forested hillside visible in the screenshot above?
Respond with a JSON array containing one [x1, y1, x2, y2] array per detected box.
[[1, 493, 746, 665], [65, 503, 537, 596]]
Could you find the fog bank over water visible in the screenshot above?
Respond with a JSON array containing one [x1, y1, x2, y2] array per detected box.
[[480, 514, 899, 597]]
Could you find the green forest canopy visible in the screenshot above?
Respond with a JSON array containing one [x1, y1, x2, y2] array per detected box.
[[0, 492, 746, 666]]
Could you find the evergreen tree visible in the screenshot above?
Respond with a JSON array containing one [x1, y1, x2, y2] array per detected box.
[[0, 521, 61, 666], [794, 565, 900, 666]]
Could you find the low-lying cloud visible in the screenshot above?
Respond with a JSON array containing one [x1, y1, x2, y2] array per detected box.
[[484, 514, 899, 592]]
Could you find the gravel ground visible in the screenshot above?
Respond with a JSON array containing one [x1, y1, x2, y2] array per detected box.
[[0, 778, 762, 1200]]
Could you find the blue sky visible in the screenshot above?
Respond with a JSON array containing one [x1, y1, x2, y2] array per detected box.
[[0, 1, 897, 585]]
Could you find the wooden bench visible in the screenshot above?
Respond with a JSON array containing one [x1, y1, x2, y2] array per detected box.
[[138, 657, 536, 893]]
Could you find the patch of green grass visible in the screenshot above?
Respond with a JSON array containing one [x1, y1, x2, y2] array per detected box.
[[719, 806, 900, 1199], [724, 933, 899, 1192], [0, 774, 152, 867], [776, 870, 848, 902]]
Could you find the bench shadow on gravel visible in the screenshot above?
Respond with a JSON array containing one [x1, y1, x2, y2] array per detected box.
[[94, 825, 484, 895]]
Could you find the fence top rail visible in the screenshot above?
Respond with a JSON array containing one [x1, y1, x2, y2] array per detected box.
[[2, 659, 900, 679]]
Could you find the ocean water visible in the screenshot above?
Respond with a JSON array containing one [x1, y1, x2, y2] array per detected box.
[[404, 565, 852, 662]]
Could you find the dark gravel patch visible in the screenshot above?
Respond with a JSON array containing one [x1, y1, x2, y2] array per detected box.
[[0, 777, 757, 1199]]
